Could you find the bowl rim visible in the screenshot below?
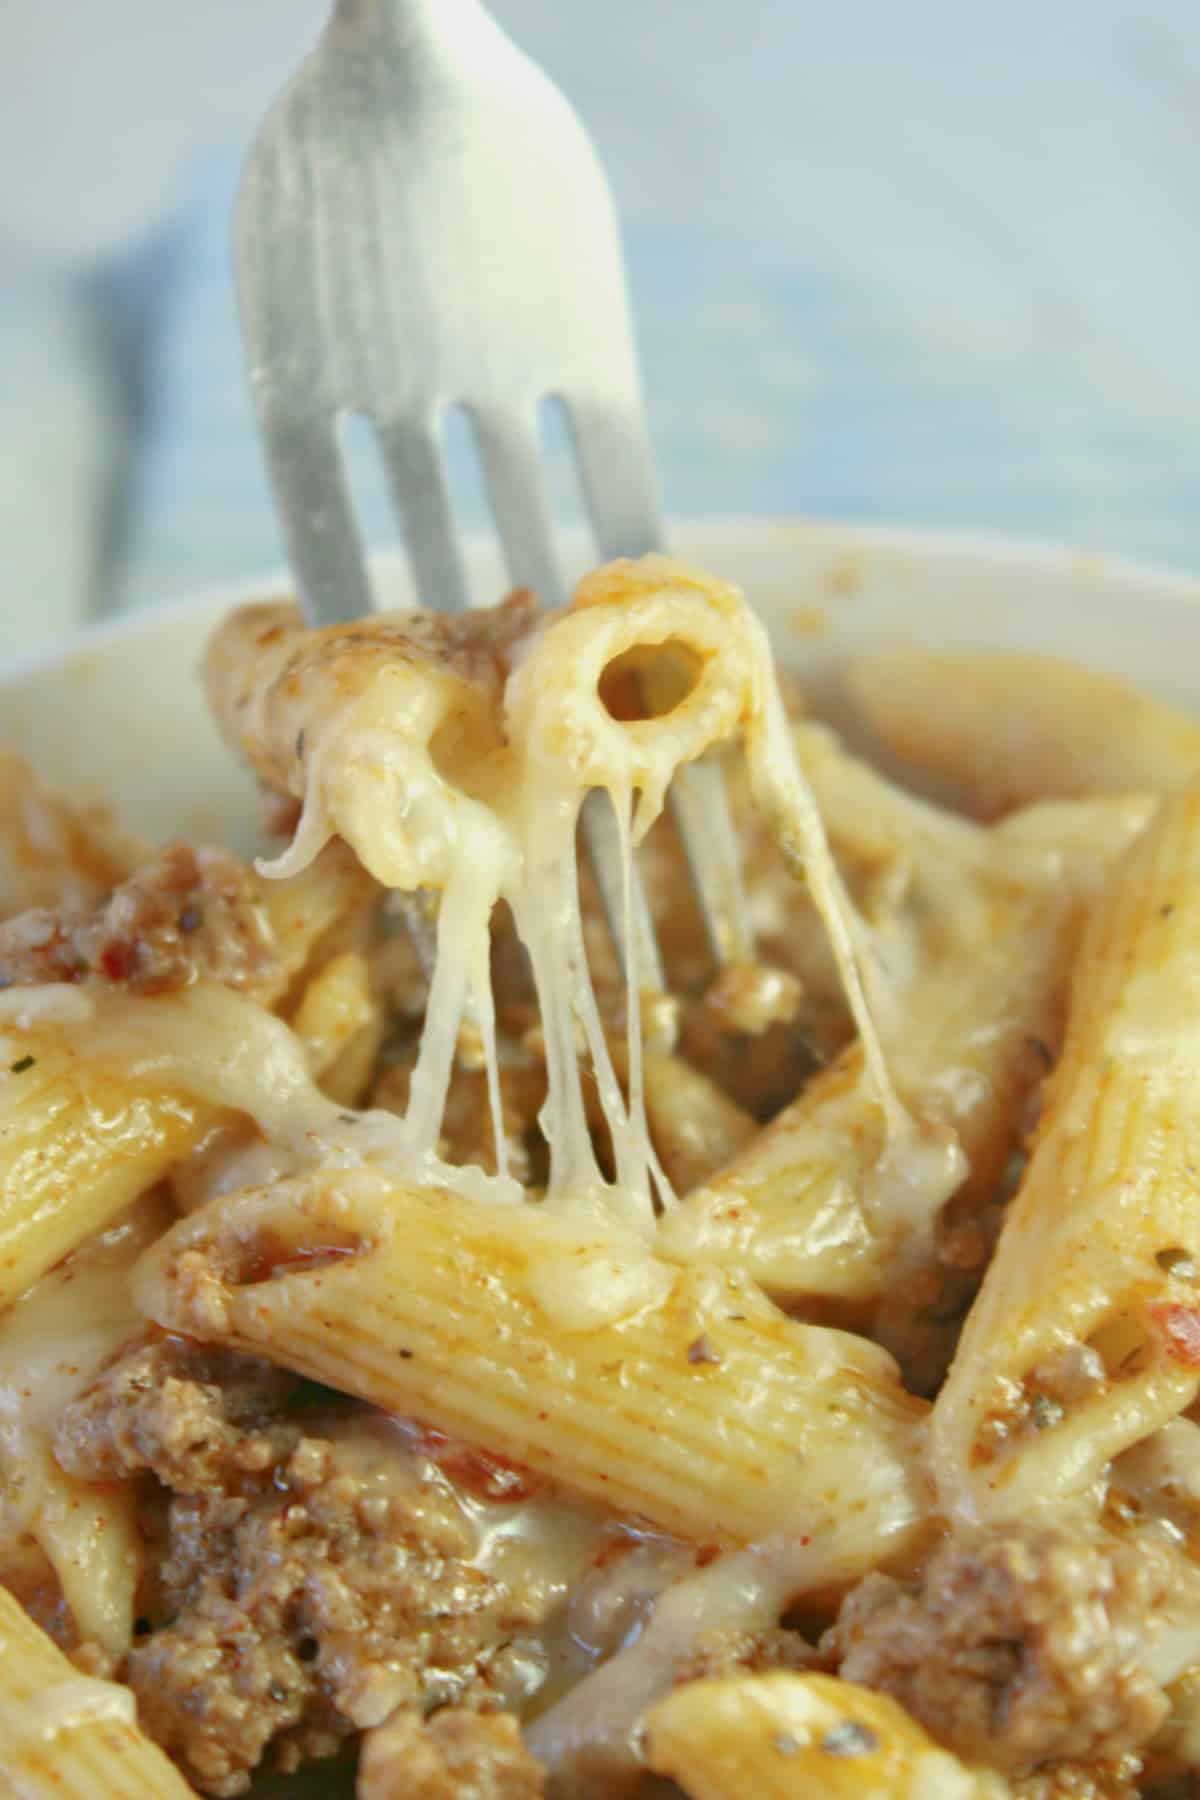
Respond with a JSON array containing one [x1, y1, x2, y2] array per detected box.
[[7, 515, 1200, 687]]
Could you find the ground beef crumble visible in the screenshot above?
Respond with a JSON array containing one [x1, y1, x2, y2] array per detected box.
[[0, 842, 278, 996], [671, 1624, 814, 1687], [358, 1707, 546, 1799], [1011, 1759, 1144, 1799], [824, 1523, 1178, 1778], [54, 1338, 543, 1797]]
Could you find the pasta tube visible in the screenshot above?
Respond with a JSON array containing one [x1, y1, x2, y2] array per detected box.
[[659, 790, 1151, 1312], [255, 837, 381, 1001], [0, 844, 375, 1310], [205, 557, 904, 1234], [134, 1168, 929, 1566], [0, 1586, 194, 1797], [0, 1031, 214, 1312], [288, 946, 383, 1105], [0, 1197, 166, 1656], [849, 648, 1200, 816], [933, 775, 1200, 1520], [656, 895, 1062, 1307], [642, 1672, 1010, 1799], [603, 1048, 756, 1196]]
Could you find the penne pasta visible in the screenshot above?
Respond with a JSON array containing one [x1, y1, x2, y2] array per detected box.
[[0, 1029, 217, 1312], [658, 1036, 904, 1305], [254, 837, 381, 1003], [204, 557, 903, 1237], [0, 1585, 195, 1798], [0, 844, 376, 1311], [641, 1671, 1010, 1799], [133, 1167, 930, 1565], [933, 774, 1200, 1520], [790, 717, 990, 887], [659, 791, 1150, 1330], [849, 648, 1200, 817], [288, 945, 382, 1102], [641, 1050, 758, 1195], [0, 1198, 166, 1657], [596, 1045, 757, 1197]]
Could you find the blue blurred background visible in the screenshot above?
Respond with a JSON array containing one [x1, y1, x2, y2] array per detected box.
[[3, 0, 1199, 653]]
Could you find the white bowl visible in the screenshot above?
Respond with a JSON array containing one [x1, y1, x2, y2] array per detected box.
[[5, 518, 1200, 851]]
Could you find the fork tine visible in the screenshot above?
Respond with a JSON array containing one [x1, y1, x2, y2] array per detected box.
[[667, 759, 756, 962], [561, 392, 662, 563], [375, 418, 472, 614], [237, 0, 755, 1033], [471, 406, 567, 603], [565, 395, 756, 964], [471, 404, 667, 994], [258, 413, 375, 626]]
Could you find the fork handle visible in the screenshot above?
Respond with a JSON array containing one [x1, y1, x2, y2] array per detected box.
[[329, 0, 488, 39]]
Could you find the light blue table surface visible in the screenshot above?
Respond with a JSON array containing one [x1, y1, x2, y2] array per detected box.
[[10, 0, 1200, 629]]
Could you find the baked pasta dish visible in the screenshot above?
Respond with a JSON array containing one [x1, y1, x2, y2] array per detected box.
[[3, 554, 1200, 1798]]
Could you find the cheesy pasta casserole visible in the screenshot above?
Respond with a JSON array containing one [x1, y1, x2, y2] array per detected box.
[[0, 554, 1198, 1798]]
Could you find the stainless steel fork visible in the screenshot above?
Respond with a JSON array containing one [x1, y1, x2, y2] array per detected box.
[[236, 0, 752, 979]]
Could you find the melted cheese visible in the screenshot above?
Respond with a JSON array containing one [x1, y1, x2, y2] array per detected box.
[[201, 554, 907, 1243], [524, 1242, 676, 1332], [28, 982, 514, 1216], [526, 1533, 826, 1783]]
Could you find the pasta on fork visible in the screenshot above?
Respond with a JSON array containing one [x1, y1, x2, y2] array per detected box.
[[3, 553, 1200, 1797]]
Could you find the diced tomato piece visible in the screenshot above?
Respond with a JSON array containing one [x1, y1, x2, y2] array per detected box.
[[99, 941, 133, 981], [412, 1425, 544, 1502], [1151, 1302, 1200, 1366]]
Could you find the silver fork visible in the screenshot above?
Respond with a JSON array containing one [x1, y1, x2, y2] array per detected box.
[[236, 0, 752, 981]]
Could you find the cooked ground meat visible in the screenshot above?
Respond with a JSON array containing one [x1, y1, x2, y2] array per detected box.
[[825, 1523, 1174, 1777], [1011, 1759, 1144, 1799], [55, 1339, 542, 1797], [358, 1707, 545, 1800], [872, 1174, 1014, 1398], [672, 1624, 814, 1687], [52, 1338, 301, 1492], [0, 842, 277, 996]]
